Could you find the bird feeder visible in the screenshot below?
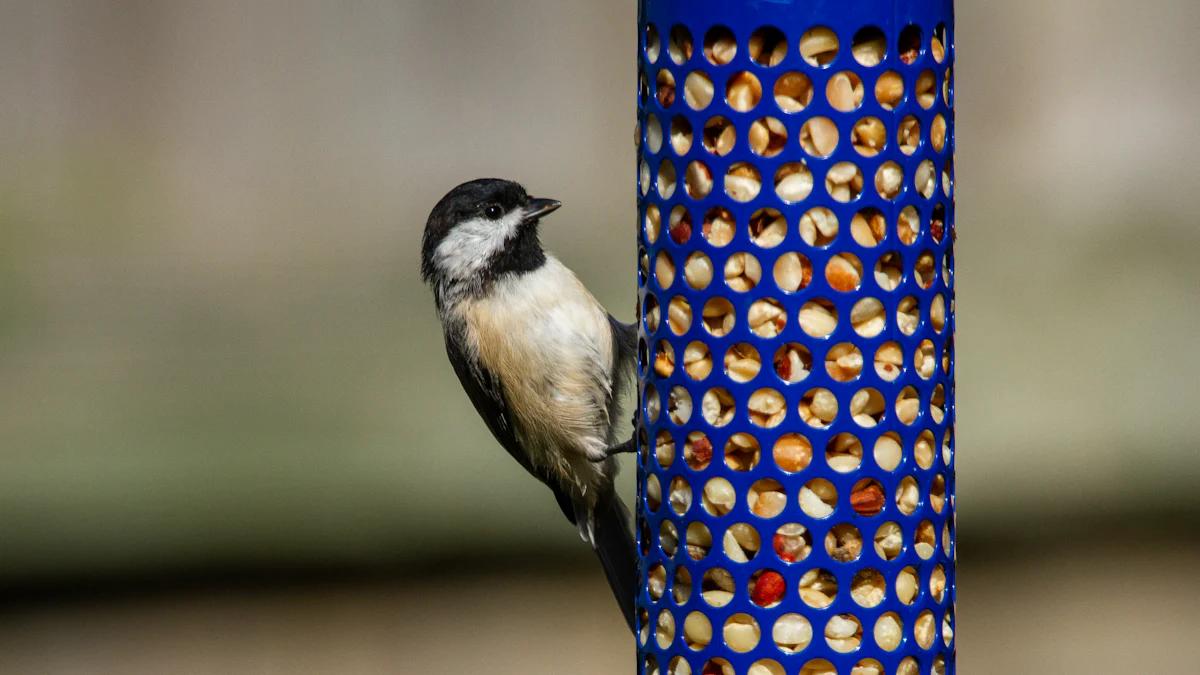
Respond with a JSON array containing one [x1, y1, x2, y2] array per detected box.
[[635, 1, 955, 673]]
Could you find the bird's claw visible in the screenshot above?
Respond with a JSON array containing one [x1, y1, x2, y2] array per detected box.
[[591, 435, 637, 462]]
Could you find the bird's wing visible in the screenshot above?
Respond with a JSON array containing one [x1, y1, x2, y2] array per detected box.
[[606, 315, 639, 431], [443, 329, 577, 525]]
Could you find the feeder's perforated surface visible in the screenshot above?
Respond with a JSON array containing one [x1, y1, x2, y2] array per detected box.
[[637, 1, 954, 673]]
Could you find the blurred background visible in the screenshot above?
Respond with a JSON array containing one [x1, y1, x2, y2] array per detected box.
[[2, 0, 1199, 673]]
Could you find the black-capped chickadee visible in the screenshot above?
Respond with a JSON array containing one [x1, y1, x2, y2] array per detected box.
[[421, 178, 638, 632]]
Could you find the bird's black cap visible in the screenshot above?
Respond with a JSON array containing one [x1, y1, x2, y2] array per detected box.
[[421, 178, 556, 293]]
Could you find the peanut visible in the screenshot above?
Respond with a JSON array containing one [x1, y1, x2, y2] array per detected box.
[[685, 160, 713, 199], [799, 207, 838, 246], [726, 72, 762, 112], [916, 339, 936, 378], [724, 342, 762, 383], [799, 387, 838, 427], [656, 69, 676, 108], [896, 476, 920, 515], [825, 342, 863, 381], [774, 72, 813, 112], [749, 27, 788, 67], [667, 385, 692, 425], [773, 433, 812, 473], [875, 70, 904, 109], [826, 432, 864, 471], [656, 610, 675, 649], [825, 161, 863, 202], [773, 252, 812, 293], [684, 611, 712, 650], [799, 27, 838, 66], [670, 115, 693, 154], [773, 523, 811, 562], [724, 162, 762, 202], [875, 252, 903, 291], [825, 614, 863, 653], [686, 432, 712, 470], [702, 478, 735, 516], [897, 295, 919, 335], [895, 386, 920, 425], [668, 26, 692, 64], [723, 432, 761, 472], [897, 566, 918, 605], [686, 521, 712, 560], [852, 116, 886, 157], [704, 28, 737, 66], [799, 299, 838, 338], [669, 476, 692, 516], [874, 432, 903, 471], [898, 115, 921, 155], [851, 297, 886, 338], [668, 296, 692, 334], [800, 117, 839, 157], [799, 568, 838, 608], [874, 613, 902, 651], [851, 569, 885, 607], [852, 29, 886, 67], [646, 474, 662, 511], [724, 614, 761, 653], [917, 430, 936, 469], [825, 523, 863, 562], [874, 341, 902, 382], [748, 388, 787, 428], [916, 69, 937, 109], [655, 430, 674, 468], [724, 252, 761, 292], [825, 253, 863, 291], [683, 340, 712, 380], [657, 159, 677, 199], [702, 297, 736, 336], [775, 162, 814, 203], [800, 479, 837, 518], [748, 479, 786, 518], [898, 205, 920, 245], [874, 521, 903, 561], [932, 114, 947, 152], [645, 203, 661, 243], [703, 116, 735, 156], [749, 208, 787, 248], [748, 298, 786, 337], [701, 387, 735, 427], [851, 207, 886, 247], [646, 114, 662, 153], [684, 252, 713, 290], [826, 71, 863, 112], [748, 116, 787, 157], [684, 71, 714, 110], [773, 614, 813, 654], [875, 161, 903, 200], [914, 611, 936, 649], [654, 340, 675, 377], [655, 251, 675, 289], [702, 207, 735, 247], [916, 159, 936, 198]]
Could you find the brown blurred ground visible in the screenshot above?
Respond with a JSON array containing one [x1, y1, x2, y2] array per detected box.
[[3, 542, 1200, 675]]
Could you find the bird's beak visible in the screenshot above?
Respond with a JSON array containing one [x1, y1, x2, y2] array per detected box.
[[523, 198, 562, 220]]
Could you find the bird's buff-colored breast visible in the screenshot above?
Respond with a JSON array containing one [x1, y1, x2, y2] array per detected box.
[[455, 256, 616, 494]]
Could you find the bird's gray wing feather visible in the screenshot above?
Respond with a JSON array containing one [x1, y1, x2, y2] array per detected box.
[[606, 315, 638, 434], [443, 328, 577, 525]]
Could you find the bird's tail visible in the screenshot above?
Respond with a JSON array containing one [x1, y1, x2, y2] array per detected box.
[[590, 491, 637, 634]]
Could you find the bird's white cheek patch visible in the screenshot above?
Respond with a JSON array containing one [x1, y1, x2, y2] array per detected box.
[[435, 212, 523, 281]]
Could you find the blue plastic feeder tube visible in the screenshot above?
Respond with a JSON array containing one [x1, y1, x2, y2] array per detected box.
[[635, 1, 955, 674]]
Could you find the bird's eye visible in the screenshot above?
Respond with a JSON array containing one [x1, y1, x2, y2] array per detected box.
[[484, 204, 503, 220]]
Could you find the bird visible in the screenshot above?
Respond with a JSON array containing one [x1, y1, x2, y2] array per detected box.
[[421, 178, 639, 633]]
